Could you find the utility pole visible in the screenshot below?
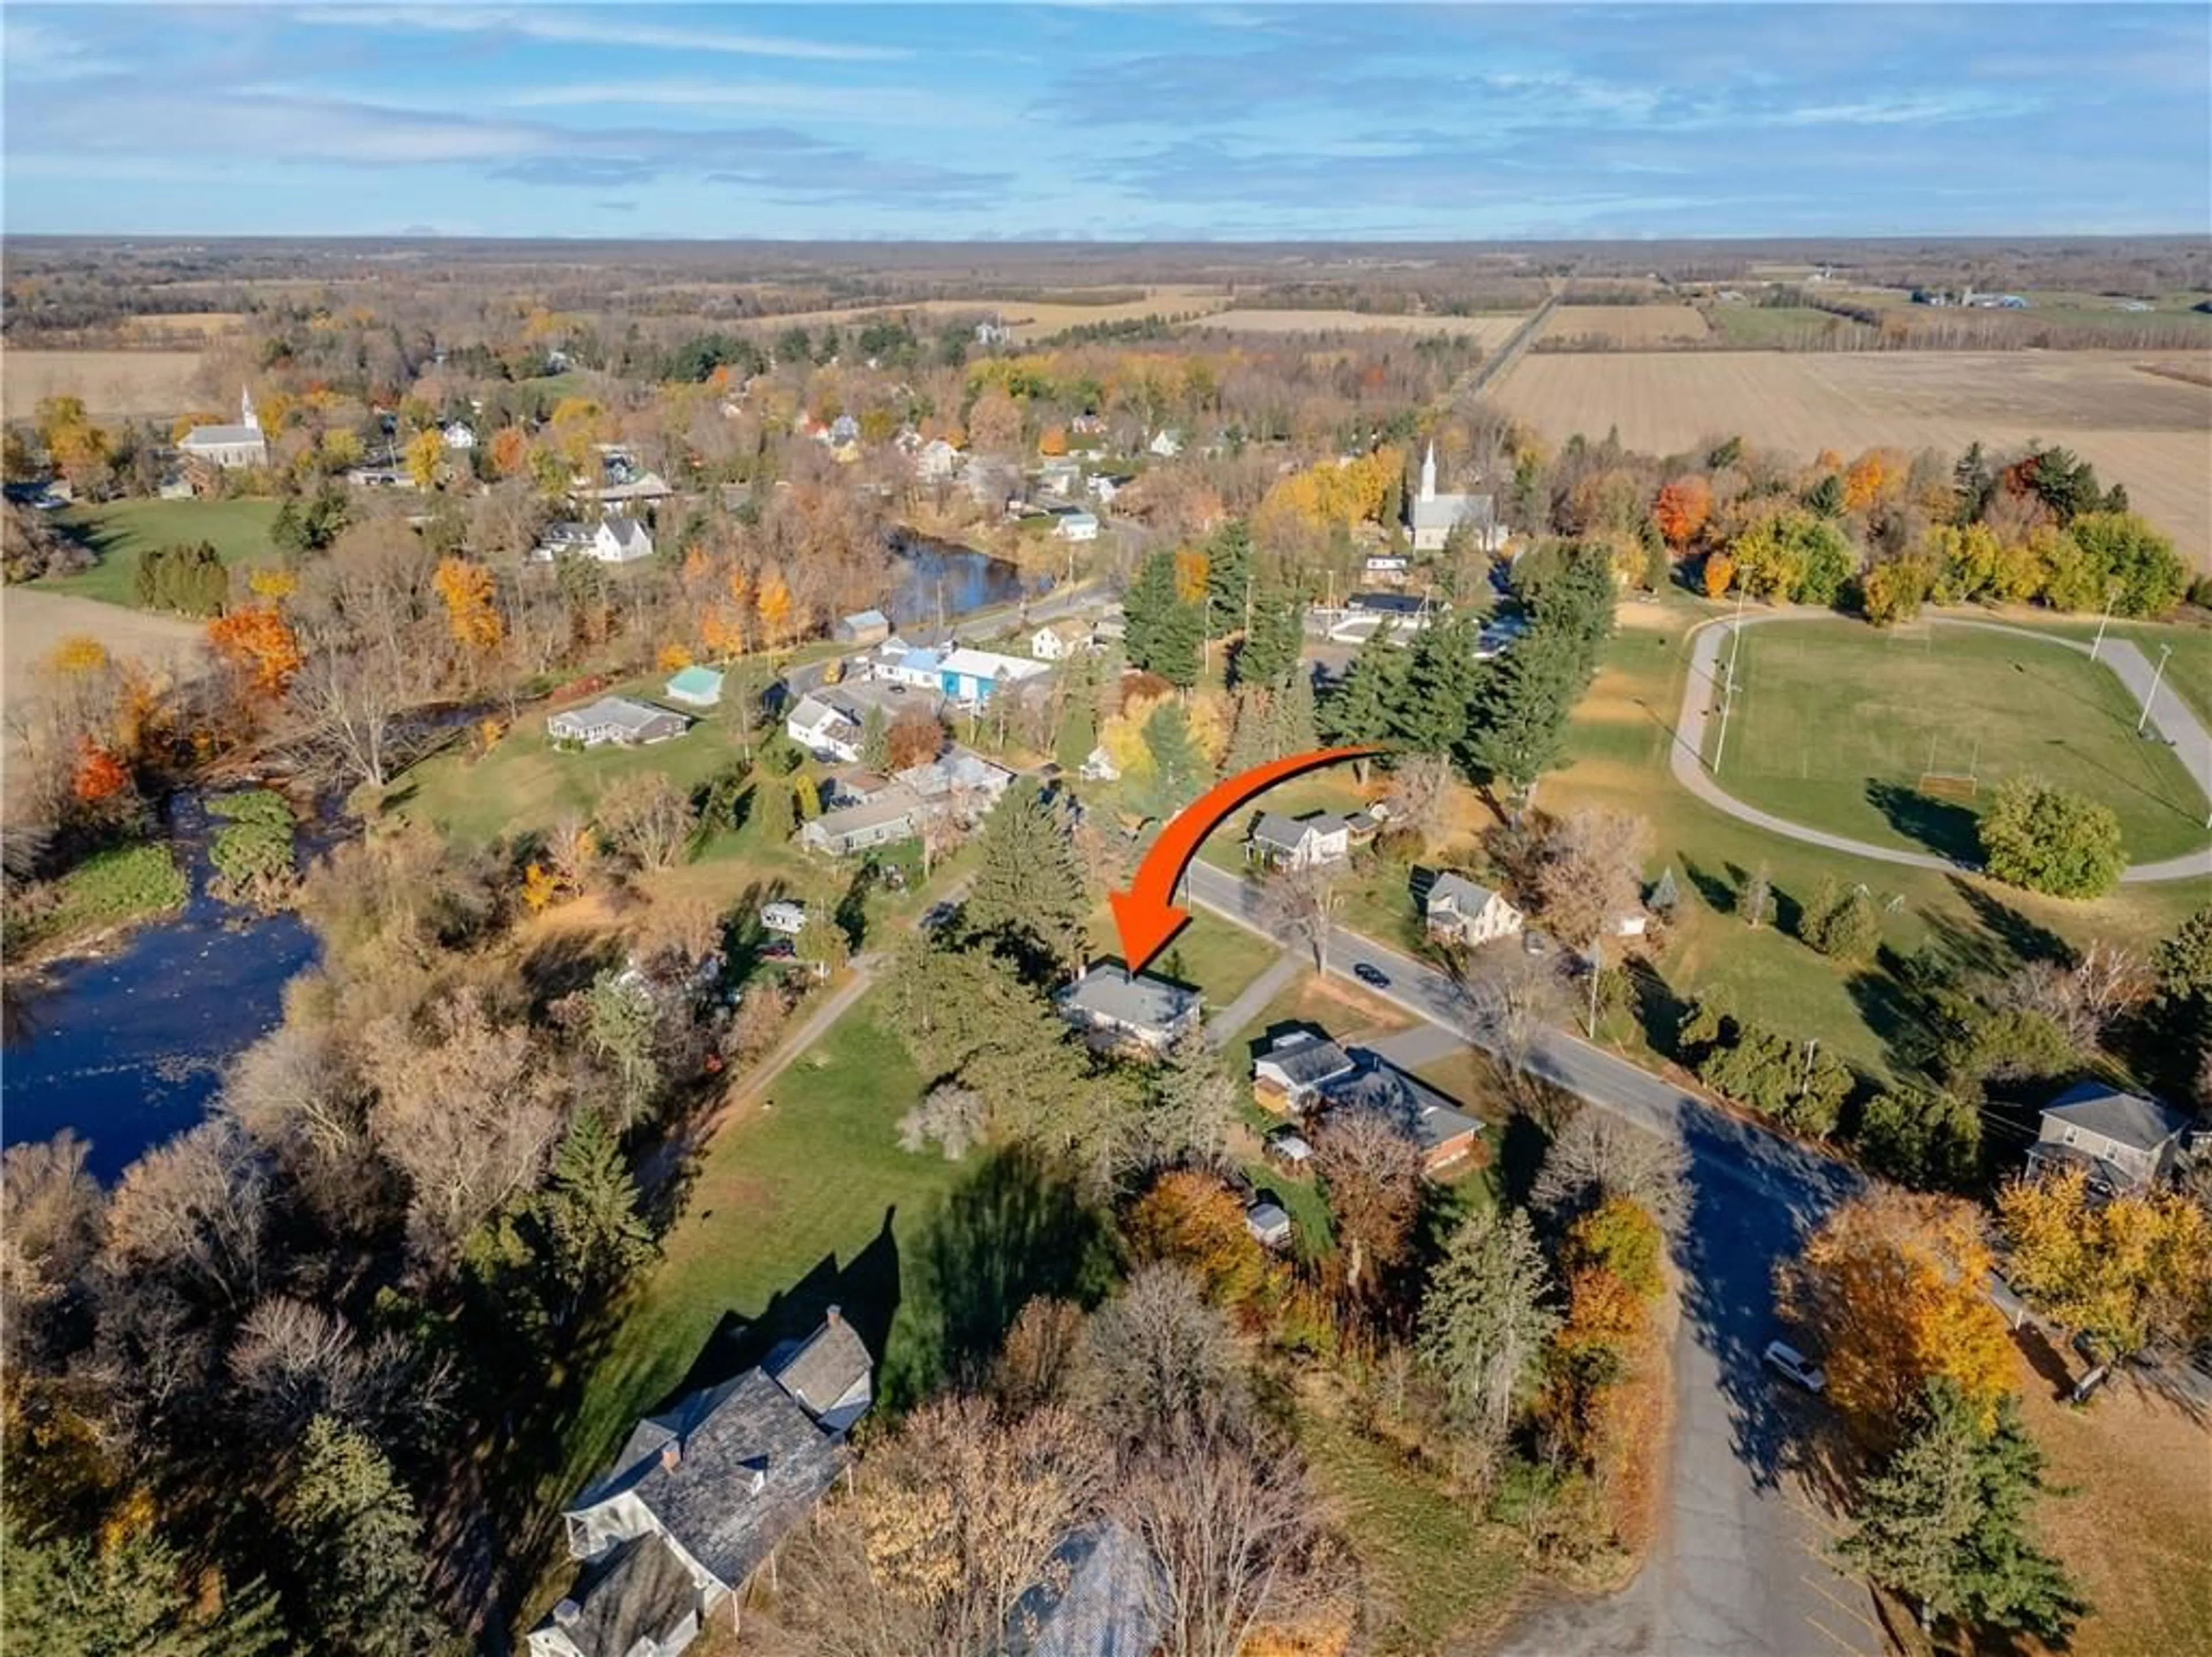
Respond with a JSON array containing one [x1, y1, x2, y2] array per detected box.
[[2137, 644, 2172, 737], [1711, 587, 1748, 777], [2090, 582, 2119, 661], [1586, 937, 1603, 1039]]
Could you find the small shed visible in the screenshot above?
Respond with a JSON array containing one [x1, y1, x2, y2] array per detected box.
[[760, 901, 808, 936], [834, 610, 892, 646], [1244, 1201, 1293, 1250]]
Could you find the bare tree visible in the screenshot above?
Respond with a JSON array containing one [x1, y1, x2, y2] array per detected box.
[[0, 1132, 105, 1367], [218, 1021, 389, 1236], [100, 1118, 274, 1312], [1454, 944, 1567, 1098], [899, 1082, 989, 1160], [1117, 1434, 1351, 1657], [1384, 752, 1453, 848], [1311, 1104, 1425, 1297], [596, 771, 696, 873], [1260, 860, 1342, 974], [1997, 939, 2150, 1049], [1529, 809, 1650, 952], [1075, 1264, 1249, 1447], [1741, 862, 1774, 929], [285, 634, 424, 790], [1531, 1107, 1691, 1233], [228, 1297, 438, 1443]]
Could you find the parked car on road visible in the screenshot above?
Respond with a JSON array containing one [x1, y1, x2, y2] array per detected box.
[[1352, 962, 1390, 989], [1762, 1340, 1826, 1394]]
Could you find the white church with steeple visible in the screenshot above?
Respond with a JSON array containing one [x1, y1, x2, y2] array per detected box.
[[1409, 440, 1502, 553], [177, 387, 270, 471]]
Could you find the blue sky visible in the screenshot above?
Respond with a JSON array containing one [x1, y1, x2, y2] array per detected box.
[[5, 4, 2207, 239]]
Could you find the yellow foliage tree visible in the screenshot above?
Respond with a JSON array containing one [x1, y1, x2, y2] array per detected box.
[[1173, 547, 1210, 605], [46, 635, 111, 674], [404, 428, 445, 491], [1842, 450, 1891, 512], [1998, 1164, 2211, 1361], [318, 428, 364, 470], [1702, 551, 1735, 599], [431, 557, 504, 652], [755, 571, 794, 647], [657, 641, 693, 671], [1777, 1189, 2013, 1444], [247, 568, 299, 600]]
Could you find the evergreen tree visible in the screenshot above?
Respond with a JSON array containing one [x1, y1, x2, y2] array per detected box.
[[1233, 580, 1303, 687], [271, 497, 307, 558], [1132, 1032, 1240, 1172], [751, 770, 796, 844], [1053, 657, 1099, 774], [1319, 621, 1407, 784], [1123, 549, 1203, 685], [1952, 442, 1994, 525], [1272, 665, 1320, 756], [583, 970, 661, 1129], [1461, 643, 1579, 811], [859, 703, 890, 772], [962, 779, 1091, 979], [1393, 614, 1482, 755], [285, 1418, 446, 1657], [543, 1108, 655, 1297], [1140, 701, 1211, 815], [1417, 1206, 1559, 1436], [0, 1525, 289, 1657], [1202, 518, 1253, 634], [1223, 686, 1274, 773], [1838, 1379, 2086, 1641]]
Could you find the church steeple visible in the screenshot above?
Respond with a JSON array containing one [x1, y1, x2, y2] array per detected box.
[[1419, 440, 1437, 504], [241, 385, 258, 431]]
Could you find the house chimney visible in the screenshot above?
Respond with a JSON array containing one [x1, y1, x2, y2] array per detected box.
[[661, 1442, 681, 1472], [825, 1304, 842, 1327], [554, 1599, 582, 1628]]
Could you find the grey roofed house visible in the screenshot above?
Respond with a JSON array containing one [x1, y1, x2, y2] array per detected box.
[[1323, 1053, 1483, 1172], [834, 608, 892, 644], [799, 785, 925, 855], [533, 1533, 700, 1657], [1005, 1520, 1165, 1657], [1245, 1201, 1293, 1249], [1254, 1030, 1356, 1103], [2027, 1080, 2194, 1193], [546, 696, 690, 747], [1427, 871, 1499, 915], [897, 746, 1016, 803], [1057, 965, 1201, 1049], [1346, 591, 1431, 618]]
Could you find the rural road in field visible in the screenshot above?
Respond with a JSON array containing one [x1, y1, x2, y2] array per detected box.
[[1184, 861, 1881, 1657], [1673, 612, 2212, 884]]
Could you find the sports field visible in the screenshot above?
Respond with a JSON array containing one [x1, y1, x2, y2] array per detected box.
[[1489, 349, 2212, 568], [1711, 620, 2210, 863]]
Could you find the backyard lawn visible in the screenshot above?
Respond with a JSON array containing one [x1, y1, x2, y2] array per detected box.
[[1714, 619, 2209, 864], [41, 497, 283, 607]]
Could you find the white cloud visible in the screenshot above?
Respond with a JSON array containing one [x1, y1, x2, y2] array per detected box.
[[2, 16, 124, 80], [293, 6, 910, 63], [493, 78, 972, 124]]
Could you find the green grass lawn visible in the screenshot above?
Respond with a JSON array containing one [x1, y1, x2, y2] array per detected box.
[[1704, 304, 1875, 347], [1546, 610, 2203, 1083], [2027, 615, 2212, 731], [1715, 619, 2209, 864], [1144, 909, 1275, 1013], [1296, 1396, 1526, 1654], [41, 498, 282, 607]]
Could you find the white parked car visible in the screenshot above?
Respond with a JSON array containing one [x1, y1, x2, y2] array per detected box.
[[1762, 1339, 1827, 1394]]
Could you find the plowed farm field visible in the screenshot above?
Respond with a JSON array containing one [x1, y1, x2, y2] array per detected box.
[[1537, 304, 1711, 346], [0, 349, 207, 418], [1191, 309, 1528, 344], [1491, 349, 2212, 567]]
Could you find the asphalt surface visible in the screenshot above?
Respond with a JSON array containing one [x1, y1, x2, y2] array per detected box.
[[1184, 861, 1882, 1657], [1676, 613, 2212, 885]]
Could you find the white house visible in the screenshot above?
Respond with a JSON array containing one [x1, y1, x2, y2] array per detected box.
[[547, 697, 691, 748], [1246, 811, 1351, 871], [1037, 457, 1083, 497], [178, 388, 268, 470], [595, 516, 654, 563], [914, 438, 963, 481], [1424, 873, 1524, 948], [1079, 745, 1121, 782], [1410, 442, 1503, 554], [1148, 429, 1183, 459], [1050, 509, 1100, 543], [760, 900, 809, 936], [1030, 619, 1093, 661], [1056, 966, 1201, 1052], [896, 746, 1015, 810], [1253, 1030, 1357, 1110], [1086, 472, 1134, 506], [786, 692, 864, 763], [442, 421, 477, 452]]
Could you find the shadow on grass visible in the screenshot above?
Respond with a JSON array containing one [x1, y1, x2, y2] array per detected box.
[[877, 1144, 1118, 1412], [1866, 780, 1980, 862]]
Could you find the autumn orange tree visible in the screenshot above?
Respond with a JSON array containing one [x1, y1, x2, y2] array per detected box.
[[1998, 1164, 2211, 1361], [71, 739, 130, 804], [1776, 1189, 2013, 1444], [1126, 1170, 1275, 1311], [1700, 550, 1735, 599], [208, 605, 304, 697], [1653, 476, 1712, 550], [755, 570, 795, 647]]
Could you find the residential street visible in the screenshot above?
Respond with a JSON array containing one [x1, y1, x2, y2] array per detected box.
[[1183, 861, 1881, 1657]]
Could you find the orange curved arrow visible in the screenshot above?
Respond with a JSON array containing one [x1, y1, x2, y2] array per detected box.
[[1108, 746, 1384, 975]]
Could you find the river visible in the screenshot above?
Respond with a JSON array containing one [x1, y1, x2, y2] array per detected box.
[[3, 793, 321, 1183]]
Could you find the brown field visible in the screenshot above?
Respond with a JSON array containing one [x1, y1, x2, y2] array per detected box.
[[2, 588, 206, 704], [1190, 308, 1528, 345], [124, 312, 244, 342], [0, 349, 208, 419], [1490, 349, 2212, 567], [748, 284, 1232, 341], [1539, 304, 1711, 347]]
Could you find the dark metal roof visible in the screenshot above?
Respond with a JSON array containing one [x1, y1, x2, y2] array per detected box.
[[1259, 1034, 1355, 1089]]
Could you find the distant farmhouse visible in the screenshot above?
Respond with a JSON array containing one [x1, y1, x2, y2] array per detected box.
[[547, 696, 690, 748], [178, 388, 268, 471], [1423, 873, 1524, 948], [532, 516, 654, 565]]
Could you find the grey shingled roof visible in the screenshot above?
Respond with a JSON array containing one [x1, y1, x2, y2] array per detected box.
[[1059, 967, 1199, 1034], [1323, 1057, 1482, 1156], [1249, 811, 1308, 852], [1261, 1034, 1355, 1089], [1005, 1521, 1165, 1657], [766, 1315, 872, 1423], [2041, 1082, 2191, 1153], [180, 423, 264, 446], [551, 697, 682, 738], [552, 1533, 697, 1657], [1412, 490, 1496, 532], [1427, 872, 1500, 916], [569, 1368, 845, 1589]]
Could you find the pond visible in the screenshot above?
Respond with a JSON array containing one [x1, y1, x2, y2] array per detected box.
[[885, 529, 1046, 631], [3, 793, 323, 1183]]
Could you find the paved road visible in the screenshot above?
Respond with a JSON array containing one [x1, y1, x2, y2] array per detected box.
[[1184, 862, 1879, 1657], [1675, 613, 2212, 884]]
